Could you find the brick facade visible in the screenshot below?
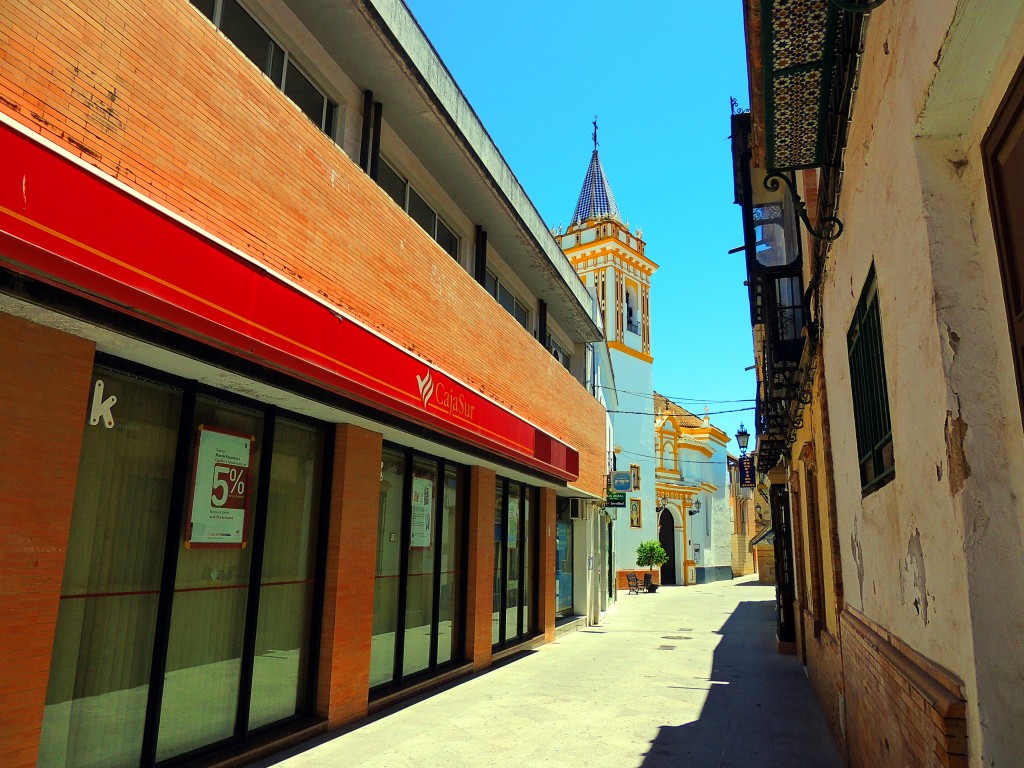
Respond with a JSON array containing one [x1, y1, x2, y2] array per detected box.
[[465, 466, 496, 670], [0, 315, 94, 768], [537, 489, 558, 642], [0, 0, 606, 496], [840, 609, 967, 768], [317, 424, 383, 728], [800, 612, 848, 763]]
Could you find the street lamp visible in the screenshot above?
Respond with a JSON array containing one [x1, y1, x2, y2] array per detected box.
[[688, 499, 701, 517], [735, 423, 750, 455]]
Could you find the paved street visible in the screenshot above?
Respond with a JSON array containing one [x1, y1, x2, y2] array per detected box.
[[263, 576, 842, 768]]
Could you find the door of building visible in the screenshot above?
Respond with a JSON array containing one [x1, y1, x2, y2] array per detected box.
[[659, 507, 676, 585]]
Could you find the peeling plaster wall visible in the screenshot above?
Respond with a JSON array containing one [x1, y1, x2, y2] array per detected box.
[[821, 2, 1024, 764]]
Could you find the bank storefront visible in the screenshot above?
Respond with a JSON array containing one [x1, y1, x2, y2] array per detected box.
[[0, 120, 583, 767]]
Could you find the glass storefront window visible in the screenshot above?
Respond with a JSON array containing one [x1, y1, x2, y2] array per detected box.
[[370, 448, 405, 688], [40, 369, 182, 768], [556, 501, 574, 617], [493, 479, 537, 647], [437, 466, 462, 665], [156, 397, 264, 761], [370, 446, 465, 691], [40, 362, 328, 767], [403, 458, 439, 677], [505, 484, 521, 637], [248, 419, 323, 729], [492, 482, 504, 645], [522, 489, 531, 634]]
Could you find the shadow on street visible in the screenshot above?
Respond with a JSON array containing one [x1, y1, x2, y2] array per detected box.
[[639, 600, 841, 768]]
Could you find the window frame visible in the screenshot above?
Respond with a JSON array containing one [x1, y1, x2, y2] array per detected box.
[[378, 158, 461, 261], [486, 269, 531, 332], [190, 0, 337, 137], [847, 265, 895, 494]]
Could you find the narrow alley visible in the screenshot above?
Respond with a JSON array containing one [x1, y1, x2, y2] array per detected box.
[[261, 577, 842, 768]]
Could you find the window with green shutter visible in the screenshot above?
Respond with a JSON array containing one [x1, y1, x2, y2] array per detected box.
[[847, 266, 895, 493]]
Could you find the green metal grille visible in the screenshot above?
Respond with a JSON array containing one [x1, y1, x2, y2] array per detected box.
[[847, 266, 894, 493]]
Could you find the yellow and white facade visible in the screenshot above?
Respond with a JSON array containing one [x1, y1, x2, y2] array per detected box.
[[557, 147, 659, 586], [652, 394, 730, 585]]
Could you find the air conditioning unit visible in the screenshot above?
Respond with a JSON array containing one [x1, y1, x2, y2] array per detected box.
[[569, 498, 587, 520]]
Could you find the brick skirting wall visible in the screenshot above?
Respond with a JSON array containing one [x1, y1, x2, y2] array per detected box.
[[840, 608, 967, 768], [800, 609, 848, 764]]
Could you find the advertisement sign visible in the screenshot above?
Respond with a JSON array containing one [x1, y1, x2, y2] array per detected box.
[[739, 455, 756, 488], [610, 471, 632, 492], [605, 491, 626, 508], [410, 476, 434, 548], [186, 425, 254, 548]]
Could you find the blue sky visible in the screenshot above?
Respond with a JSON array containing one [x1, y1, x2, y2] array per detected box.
[[404, 1, 755, 451]]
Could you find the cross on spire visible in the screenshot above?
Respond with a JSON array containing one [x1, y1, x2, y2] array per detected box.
[[592, 116, 598, 150]]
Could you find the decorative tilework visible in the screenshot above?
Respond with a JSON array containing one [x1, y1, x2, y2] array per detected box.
[[762, 0, 839, 170], [772, 69, 823, 168], [571, 150, 621, 225], [771, 0, 829, 70]]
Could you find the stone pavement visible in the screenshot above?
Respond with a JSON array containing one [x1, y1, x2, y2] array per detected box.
[[260, 575, 843, 768]]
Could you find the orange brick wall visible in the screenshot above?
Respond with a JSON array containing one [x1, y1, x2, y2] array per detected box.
[[800, 612, 848, 763], [0, 314, 94, 768], [840, 609, 967, 768], [0, 0, 606, 495], [536, 489, 557, 641], [317, 424, 383, 728], [465, 466, 496, 669]]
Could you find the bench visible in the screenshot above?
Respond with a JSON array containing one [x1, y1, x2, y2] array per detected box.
[[626, 572, 659, 594], [627, 572, 643, 594]]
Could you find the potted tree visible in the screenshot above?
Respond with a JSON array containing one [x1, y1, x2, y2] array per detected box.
[[635, 540, 669, 592]]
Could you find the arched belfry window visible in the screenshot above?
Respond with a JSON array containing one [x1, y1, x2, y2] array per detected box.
[[625, 288, 638, 334]]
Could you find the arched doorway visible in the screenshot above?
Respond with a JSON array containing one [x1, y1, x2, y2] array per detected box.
[[659, 507, 677, 585]]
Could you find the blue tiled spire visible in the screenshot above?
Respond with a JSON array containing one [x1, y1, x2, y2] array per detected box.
[[571, 149, 621, 226]]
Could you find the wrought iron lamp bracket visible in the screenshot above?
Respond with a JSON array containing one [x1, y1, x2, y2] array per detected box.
[[829, 0, 889, 12], [763, 171, 844, 243]]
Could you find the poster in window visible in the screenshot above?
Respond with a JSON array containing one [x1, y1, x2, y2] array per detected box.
[[410, 475, 434, 548], [508, 496, 519, 549], [186, 425, 255, 548]]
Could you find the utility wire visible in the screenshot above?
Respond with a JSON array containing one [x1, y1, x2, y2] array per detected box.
[[607, 406, 755, 417], [608, 386, 755, 404], [616, 447, 732, 464]]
